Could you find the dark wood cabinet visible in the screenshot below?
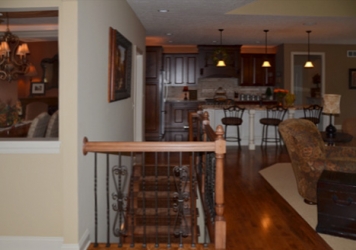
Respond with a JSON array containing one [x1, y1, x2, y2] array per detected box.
[[240, 54, 275, 86], [197, 45, 241, 78], [164, 101, 203, 141], [163, 54, 198, 85], [145, 46, 163, 141]]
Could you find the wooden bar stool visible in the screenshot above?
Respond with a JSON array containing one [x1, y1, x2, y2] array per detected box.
[[221, 105, 245, 147], [301, 104, 323, 125], [260, 105, 287, 146]]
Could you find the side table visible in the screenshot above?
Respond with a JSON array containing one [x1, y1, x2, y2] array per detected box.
[[320, 132, 353, 146]]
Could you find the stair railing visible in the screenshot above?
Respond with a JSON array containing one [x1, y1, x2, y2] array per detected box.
[[188, 110, 226, 249], [82, 114, 226, 249]]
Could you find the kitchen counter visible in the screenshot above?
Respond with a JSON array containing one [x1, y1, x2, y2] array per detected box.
[[203, 106, 304, 150]]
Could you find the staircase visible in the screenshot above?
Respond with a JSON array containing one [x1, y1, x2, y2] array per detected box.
[[83, 112, 227, 249], [122, 161, 199, 246]]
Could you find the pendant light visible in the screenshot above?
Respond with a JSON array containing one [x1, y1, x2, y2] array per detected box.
[[0, 13, 31, 82], [304, 30, 314, 68], [216, 29, 226, 67], [262, 30, 271, 67]]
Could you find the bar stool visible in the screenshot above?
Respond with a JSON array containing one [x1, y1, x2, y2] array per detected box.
[[221, 105, 245, 146], [260, 105, 288, 146], [301, 104, 323, 125]]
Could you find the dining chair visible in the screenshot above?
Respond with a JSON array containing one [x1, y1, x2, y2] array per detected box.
[[45, 110, 59, 138], [27, 112, 50, 138], [25, 102, 48, 121]]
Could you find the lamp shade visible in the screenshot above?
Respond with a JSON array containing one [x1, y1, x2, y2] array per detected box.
[[304, 61, 314, 68], [262, 60, 271, 67], [25, 63, 38, 77], [323, 94, 341, 114], [216, 60, 226, 67], [1, 41, 10, 52]]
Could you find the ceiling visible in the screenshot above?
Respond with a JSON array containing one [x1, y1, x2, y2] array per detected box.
[[126, 0, 356, 47], [1, 1, 356, 47], [0, 11, 58, 42]]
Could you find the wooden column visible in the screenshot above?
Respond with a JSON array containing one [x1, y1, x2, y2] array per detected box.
[[214, 125, 226, 249]]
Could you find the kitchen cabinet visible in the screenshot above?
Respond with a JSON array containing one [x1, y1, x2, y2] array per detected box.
[[163, 54, 198, 85], [164, 101, 203, 141], [145, 46, 163, 141], [240, 54, 275, 86], [197, 45, 241, 78]]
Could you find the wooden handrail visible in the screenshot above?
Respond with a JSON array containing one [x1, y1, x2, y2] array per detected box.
[[83, 137, 216, 155]]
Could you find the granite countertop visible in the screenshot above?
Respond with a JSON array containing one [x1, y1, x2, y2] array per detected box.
[[201, 104, 303, 110], [165, 98, 303, 110], [165, 98, 204, 103]]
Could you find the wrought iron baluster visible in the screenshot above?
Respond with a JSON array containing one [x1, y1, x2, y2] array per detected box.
[[142, 152, 146, 248], [167, 152, 171, 248], [130, 152, 135, 248], [154, 152, 159, 247], [205, 153, 216, 222], [112, 152, 128, 247], [94, 153, 98, 247], [173, 151, 189, 248], [106, 154, 110, 247], [191, 152, 196, 248]]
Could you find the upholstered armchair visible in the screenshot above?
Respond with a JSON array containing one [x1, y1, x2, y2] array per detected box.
[[279, 119, 356, 204], [341, 117, 356, 147]]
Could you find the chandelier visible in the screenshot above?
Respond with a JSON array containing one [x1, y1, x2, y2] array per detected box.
[[0, 13, 31, 82]]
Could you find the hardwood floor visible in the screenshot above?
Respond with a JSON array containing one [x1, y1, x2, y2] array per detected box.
[[225, 145, 332, 250]]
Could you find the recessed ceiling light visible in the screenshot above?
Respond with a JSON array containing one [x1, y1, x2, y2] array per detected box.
[[0, 13, 3, 16], [303, 22, 316, 26], [158, 9, 169, 13], [166, 33, 172, 36], [168, 40, 173, 43]]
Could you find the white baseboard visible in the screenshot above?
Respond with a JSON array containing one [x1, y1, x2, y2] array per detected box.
[[0, 236, 63, 250], [78, 229, 90, 250], [0, 229, 90, 250]]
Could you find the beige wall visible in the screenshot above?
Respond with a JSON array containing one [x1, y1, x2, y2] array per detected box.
[[0, 0, 146, 248], [280, 43, 356, 125], [76, 0, 145, 244], [0, 0, 63, 240]]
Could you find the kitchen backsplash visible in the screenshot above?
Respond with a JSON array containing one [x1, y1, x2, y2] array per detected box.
[[165, 78, 273, 100]]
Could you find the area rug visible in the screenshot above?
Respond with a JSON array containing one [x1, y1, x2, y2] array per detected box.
[[260, 163, 356, 250]]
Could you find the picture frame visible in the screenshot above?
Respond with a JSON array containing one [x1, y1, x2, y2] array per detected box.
[[30, 82, 46, 95], [349, 68, 356, 89], [108, 27, 132, 102]]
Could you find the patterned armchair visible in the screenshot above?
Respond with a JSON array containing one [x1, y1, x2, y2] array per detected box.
[[279, 119, 356, 204], [341, 117, 356, 147]]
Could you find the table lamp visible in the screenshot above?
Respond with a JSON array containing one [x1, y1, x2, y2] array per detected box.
[[183, 86, 189, 100], [323, 94, 341, 138]]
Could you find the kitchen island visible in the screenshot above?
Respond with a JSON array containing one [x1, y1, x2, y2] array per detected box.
[[202, 105, 304, 150]]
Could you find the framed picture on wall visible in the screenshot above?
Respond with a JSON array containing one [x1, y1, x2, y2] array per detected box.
[[30, 82, 46, 95], [108, 27, 132, 102], [349, 68, 356, 89]]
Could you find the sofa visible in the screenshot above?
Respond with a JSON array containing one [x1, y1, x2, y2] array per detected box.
[[279, 119, 356, 204]]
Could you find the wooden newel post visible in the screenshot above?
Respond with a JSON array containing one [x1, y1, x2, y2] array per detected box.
[[203, 111, 210, 142], [214, 125, 226, 249]]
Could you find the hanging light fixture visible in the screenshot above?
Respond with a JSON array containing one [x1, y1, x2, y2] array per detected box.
[[0, 13, 31, 82], [216, 29, 226, 67], [304, 30, 314, 68], [262, 29, 271, 68]]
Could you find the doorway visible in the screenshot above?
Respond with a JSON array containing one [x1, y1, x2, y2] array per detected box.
[[291, 52, 326, 129]]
